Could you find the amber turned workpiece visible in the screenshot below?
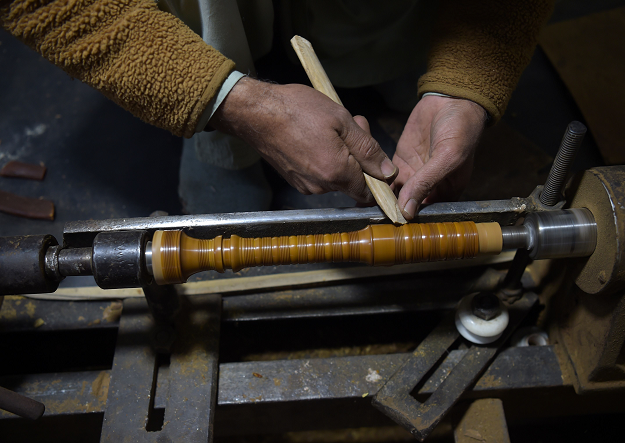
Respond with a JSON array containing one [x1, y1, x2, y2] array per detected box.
[[151, 221, 502, 284]]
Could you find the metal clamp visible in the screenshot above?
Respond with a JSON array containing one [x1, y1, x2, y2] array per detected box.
[[372, 293, 538, 441]]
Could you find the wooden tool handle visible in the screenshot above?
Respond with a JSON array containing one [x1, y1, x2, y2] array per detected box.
[[290, 36, 407, 224]]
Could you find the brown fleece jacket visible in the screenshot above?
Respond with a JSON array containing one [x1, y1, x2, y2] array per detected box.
[[0, 0, 234, 138], [1, 1, 550, 136], [419, 0, 554, 122]]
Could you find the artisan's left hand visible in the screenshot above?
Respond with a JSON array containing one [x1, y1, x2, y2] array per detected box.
[[392, 95, 487, 220]]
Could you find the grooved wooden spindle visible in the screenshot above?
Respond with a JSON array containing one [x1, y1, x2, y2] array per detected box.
[[151, 222, 503, 285]]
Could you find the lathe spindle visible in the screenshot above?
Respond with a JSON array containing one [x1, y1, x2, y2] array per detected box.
[[150, 221, 503, 285]]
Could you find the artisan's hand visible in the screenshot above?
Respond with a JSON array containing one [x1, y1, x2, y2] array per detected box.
[[209, 77, 397, 204], [392, 95, 487, 220]]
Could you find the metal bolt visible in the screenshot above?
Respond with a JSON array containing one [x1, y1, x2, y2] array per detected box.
[[540, 121, 587, 206], [471, 292, 502, 321]]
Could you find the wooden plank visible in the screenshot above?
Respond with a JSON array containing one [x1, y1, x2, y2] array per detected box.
[[453, 398, 511, 443], [289, 36, 344, 106], [540, 7, 625, 165], [290, 36, 407, 224]]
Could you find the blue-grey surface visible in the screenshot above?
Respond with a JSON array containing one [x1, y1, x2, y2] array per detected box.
[[0, 31, 183, 243]]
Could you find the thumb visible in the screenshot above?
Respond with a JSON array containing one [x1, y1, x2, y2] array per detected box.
[[353, 115, 371, 134], [396, 152, 458, 220], [345, 115, 397, 182]]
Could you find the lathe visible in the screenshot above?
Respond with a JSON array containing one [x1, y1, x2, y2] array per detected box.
[[1, 124, 625, 441]]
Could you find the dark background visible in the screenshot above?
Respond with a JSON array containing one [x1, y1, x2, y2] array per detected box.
[[1, 1, 624, 442], [1, 0, 618, 242]]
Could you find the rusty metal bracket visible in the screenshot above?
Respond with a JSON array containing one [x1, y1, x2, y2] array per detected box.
[[527, 185, 566, 212], [372, 293, 538, 441]]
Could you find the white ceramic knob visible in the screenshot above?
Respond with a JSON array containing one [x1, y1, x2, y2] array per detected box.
[[455, 293, 509, 344]]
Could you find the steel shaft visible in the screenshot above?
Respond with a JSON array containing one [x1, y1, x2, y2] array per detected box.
[[500, 208, 597, 259]]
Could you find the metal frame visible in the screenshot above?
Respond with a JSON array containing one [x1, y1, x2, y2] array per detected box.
[[372, 294, 537, 440], [61, 198, 535, 248], [2, 167, 624, 440], [100, 295, 221, 442], [2, 280, 625, 440]]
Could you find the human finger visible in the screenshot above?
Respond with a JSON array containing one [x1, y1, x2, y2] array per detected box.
[[342, 116, 397, 183]]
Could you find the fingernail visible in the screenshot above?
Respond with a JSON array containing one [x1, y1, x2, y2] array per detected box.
[[381, 158, 397, 179], [404, 199, 417, 218]]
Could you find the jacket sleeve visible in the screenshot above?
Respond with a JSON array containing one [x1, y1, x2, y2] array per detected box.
[[0, 0, 235, 138], [418, 0, 554, 122]]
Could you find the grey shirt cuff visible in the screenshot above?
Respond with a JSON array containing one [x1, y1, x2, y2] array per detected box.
[[421, 92, 490, 122], [421, 92, 452, 99], [195, 71, 247, 133]]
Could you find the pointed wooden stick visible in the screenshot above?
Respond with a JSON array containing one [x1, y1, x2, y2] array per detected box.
[[290, 35, 407, 224]]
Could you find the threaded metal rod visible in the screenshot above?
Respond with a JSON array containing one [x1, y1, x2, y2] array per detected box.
[[540, 121, 587, 206]]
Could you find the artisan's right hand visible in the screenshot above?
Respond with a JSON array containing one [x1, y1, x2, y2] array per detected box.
[[209, 77, 397, 204]]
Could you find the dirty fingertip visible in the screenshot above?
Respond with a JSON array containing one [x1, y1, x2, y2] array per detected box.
[[381, 158, 397, 180], [403, 199, 417, 220]]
